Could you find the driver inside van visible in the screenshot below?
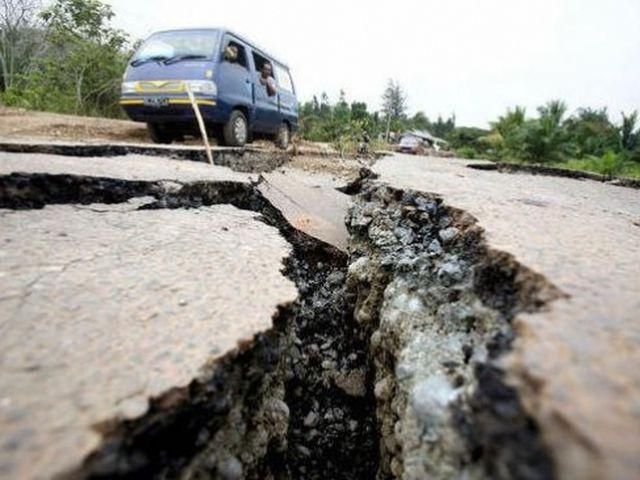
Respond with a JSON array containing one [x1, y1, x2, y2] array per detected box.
[[224, 44, 238, 62], [260, 62, 277, 97]]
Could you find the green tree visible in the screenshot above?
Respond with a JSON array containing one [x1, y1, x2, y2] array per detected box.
[[489, 106, 526, 159], [492, 106, 526, 138], [619, 111, 640, 163], [3, 0, 130, 116], [430, 114, 455, 138], [565, 107, 618, 158], [517, 100, 570, 162], [28, 0, 129, 115], [381, 79, 407, 139], [0, 0, 44, 91], [351, 101, 368, 121], [410, 111, 430, 131], [319, 92, 331, 118]]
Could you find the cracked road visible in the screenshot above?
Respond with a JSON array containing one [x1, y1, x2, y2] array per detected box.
[[0, 183, 297, 478], [1, 149, 639, 479], [373, 154, 640, 479]]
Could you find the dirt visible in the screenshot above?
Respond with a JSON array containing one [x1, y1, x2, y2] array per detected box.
[[0, 107, 149, 143], [286, 155, 372, 181]]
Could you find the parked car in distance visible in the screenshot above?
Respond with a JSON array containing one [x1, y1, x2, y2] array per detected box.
[[397, 135, 425, 155], [120, 28, 298, 148]]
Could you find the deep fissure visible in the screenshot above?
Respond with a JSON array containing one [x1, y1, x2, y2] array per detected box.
[[0, 142, 289, 172], [1, 170, 562, 479], [345, 182, 561, 479]]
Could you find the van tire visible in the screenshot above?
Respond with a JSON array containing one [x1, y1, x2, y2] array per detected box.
[[223, 110, 248, 147], [147, 123, 173, 144], [275, 122, 290, 150]]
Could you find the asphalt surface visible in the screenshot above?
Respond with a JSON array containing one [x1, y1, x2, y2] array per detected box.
[[0, 151, 249, 183], [0, 152, 349, 251], [1, 149, 639, 479], [374, 154, 640, 480], [0, 154, 298, 478]]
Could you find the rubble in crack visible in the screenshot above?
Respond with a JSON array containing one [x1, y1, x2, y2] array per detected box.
[[281, 241, 378, 479], [346, 183, 561, 479]]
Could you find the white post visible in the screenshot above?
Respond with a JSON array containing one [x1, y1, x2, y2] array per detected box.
[[185, 84, 214, 165]]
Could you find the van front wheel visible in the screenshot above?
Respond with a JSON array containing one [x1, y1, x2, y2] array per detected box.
[[223, 110, 248, 147], [147, 123, 173, 144], [275, 123, 290, 150]]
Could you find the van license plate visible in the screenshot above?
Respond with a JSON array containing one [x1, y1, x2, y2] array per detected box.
[[144, 97, 169, 108]]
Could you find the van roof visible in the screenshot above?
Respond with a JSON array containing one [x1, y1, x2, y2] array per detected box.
[[153, 27, 290, 69]]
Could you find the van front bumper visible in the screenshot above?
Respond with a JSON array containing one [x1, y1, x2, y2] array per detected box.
[[120, 95, 220, 123]]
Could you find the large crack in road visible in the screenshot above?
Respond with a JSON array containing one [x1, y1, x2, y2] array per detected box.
[[1, 168, 564, 479]]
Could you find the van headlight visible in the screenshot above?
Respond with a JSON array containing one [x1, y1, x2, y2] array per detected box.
[[185, 80, 217, 95], [121, 81, 137, 94]]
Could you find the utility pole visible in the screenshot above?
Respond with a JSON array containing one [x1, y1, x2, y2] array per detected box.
[[385, 112, 391, 142]]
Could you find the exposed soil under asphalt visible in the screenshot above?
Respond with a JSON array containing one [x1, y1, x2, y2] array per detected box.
[[0, 159, 564, 479]]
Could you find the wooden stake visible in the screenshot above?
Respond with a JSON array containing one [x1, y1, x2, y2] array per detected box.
[[185, 84, 214, 165]]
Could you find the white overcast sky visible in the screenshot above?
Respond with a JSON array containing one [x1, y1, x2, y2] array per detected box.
[[106, 0, 639, 128]]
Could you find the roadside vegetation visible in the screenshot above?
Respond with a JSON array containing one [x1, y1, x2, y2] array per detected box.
[[1, 0, 638, 178], [451, 103, 640, 179], [0, 0, 130, 117], [300, 89, 640, 178]]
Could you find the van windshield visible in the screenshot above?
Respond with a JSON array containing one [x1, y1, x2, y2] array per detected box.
[[131, 31, 219, 66]]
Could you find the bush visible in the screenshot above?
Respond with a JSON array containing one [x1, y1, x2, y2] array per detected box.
[[562, 151, 625, 177], [1, 0, 129, 118], [456, 146, 478, 159]]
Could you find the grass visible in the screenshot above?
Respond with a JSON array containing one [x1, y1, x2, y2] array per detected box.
[[553, 156, 640, 179]]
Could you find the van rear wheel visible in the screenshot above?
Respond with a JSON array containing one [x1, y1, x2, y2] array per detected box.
[[275, 122, 290, 150], [223, 110, 248, 147], [147, 123, 173, 144]]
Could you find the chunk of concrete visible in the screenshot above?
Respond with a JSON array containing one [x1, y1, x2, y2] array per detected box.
[[0, 202, 297, 478]]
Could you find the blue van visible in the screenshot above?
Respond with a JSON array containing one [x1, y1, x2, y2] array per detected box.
[[120, 28, 298, 148]]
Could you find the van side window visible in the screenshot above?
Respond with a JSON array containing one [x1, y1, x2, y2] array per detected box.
[[273, 64, 293, 93], [251, 51, 273, 77], [222, 38, 248, 69]]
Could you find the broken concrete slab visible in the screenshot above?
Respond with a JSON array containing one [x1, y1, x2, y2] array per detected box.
[[259, 171, 351, 252], [372, 154, 640, 479], [0, 201, 297, 478], [0, 152, 352, 252]]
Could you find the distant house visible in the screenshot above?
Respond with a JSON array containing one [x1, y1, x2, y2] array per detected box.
[[401, 130, 448, 150]]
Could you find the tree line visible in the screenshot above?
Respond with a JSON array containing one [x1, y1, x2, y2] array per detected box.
[[449, 101, 640, 177], [299, 81, 456, 147], [300, 83, 640, 177]]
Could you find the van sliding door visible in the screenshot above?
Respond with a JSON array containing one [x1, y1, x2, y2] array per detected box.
[[273, 63, 296, 124], [217, 36, 253, 120], [250, 50, 280, 134]]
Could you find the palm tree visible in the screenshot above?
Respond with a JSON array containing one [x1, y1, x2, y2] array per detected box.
[[520, 100, 570, 163], [620, 110, 638, 152]]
